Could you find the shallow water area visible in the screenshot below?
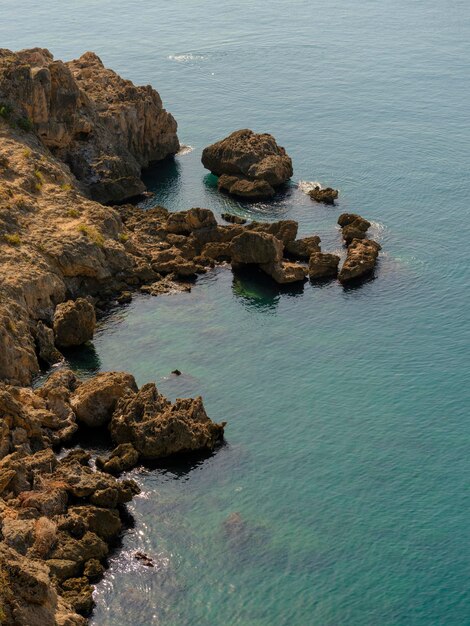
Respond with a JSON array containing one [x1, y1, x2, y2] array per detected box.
[[2, 0, 469, 624]]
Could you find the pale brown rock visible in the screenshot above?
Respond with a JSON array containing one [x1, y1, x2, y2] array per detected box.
[[95, 443, 140, 475], [0, 48, 179, 203], [110, 383, 225, 460], [231, 231, 283, 266], [308, 252, 340, 279], [53, 299, 96, 348], [337, 213, 371, 244], [218, 174, 276, 199], [285, 235, 321, 260], [202, 129, 293, 199], [221, 213, 247, 225], [35, 321, 63, 365], [70, 371, 137, 428], [338, 239, 381, 283], [261, 260, 307, 284]]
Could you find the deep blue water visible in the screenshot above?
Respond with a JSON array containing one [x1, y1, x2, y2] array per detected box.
[[2, 2, 470, 624]]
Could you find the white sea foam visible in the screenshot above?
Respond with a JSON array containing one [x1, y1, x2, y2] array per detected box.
[[177, 144, 194, 156], [168, 53, 206, 62], [369, 220, 386, 242], [298, 180, 323, 194]]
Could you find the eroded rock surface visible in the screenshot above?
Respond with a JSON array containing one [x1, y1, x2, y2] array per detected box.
[[338, 213, 371, 244], [0, 48, 179, 203], [110, 383, 225, 460], [338, 239, 381, 283], [308, 252, 340, 279], [202, 129, 293, 199], [309, 186, 338, 205], [53, 299, 96, 348]]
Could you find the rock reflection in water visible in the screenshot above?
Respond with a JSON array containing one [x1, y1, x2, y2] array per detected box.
[[232, 266, 304, 312]]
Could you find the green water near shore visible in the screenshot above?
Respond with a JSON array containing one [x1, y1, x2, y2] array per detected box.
[[3, 0, 470, 623]]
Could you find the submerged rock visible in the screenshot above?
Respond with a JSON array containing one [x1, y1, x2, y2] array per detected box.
[[309, 186, 338, 205], [53, 299, 96, 348], [202, 129, 293, 199], [338, 238, 381, 283]]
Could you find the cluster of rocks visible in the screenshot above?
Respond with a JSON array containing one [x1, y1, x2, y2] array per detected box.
[[0, 368, 224, 621], [337, 213, 381, 283]]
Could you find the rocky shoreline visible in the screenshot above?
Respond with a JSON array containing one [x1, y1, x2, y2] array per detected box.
[[0, 48, 382, 623]]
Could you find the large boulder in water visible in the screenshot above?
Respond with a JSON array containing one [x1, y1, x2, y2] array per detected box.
[[53, 299, 96, 348], [201, 129, 293, 199], [109, 383, 225, 460], [231, 231, 283, 266], [338, 239, 381, 283]]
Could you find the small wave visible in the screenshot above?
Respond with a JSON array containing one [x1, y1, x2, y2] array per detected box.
[[298, 180, 323, 194], [369, 220, 386, 242], [177, 144, 193, 156], [168, 53, 206, 63]]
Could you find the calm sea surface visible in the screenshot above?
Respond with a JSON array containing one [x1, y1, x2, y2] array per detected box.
[[2, 1, 470, 624]]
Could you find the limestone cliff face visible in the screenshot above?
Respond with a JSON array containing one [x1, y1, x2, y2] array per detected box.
[[0, 48, 179, 203]]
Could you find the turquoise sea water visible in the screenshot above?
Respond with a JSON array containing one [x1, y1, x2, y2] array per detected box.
[[2, 1, 470, 624]]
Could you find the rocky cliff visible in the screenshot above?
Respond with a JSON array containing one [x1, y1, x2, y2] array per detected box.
[[0, 48, 179, 203]]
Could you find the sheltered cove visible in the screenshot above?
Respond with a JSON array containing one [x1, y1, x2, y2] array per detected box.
[[0, 48, 381, 623]]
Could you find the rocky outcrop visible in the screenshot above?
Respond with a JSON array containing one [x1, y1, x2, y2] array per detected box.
[[95, 443, 139, 475], [70, 372, 138, 428], [202, 129, 293, 199], [338, 213, 371, 244], [338, 239, 381, 283], [0, 48, 179, 203], [308, 252, 340, 279], [262, 260, 307, 284], [35, 321, 63, 365], [109, 383, 225, 460], [231, 231, 283, 266], [0, 543, 86, 625], [221, 213, 247, 225], [285, 235, 321, 260], [53, 299, 96, 348], [309, 186, 338, 205], [0, 364, 226, 622]]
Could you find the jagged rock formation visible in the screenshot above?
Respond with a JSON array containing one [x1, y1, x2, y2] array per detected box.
[[201, 129, 293, 199], [338, 239, 381, 283], [0, 48, 179, 203], [308, 252, 340, 279], [337, 213, 371, 244], [109, 382, 225, 460], [309, 186, 338, 205]]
